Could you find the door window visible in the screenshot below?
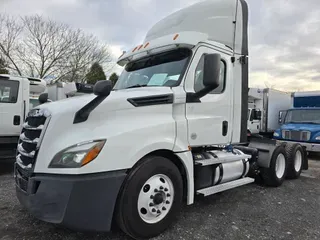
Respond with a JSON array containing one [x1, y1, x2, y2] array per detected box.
[[194, 55, 226, 93], [0, 80, 19, 103]]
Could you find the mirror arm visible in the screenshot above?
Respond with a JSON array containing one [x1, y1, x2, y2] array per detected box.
[[188, 86, 213, 102], [73, 95, 107, 124]]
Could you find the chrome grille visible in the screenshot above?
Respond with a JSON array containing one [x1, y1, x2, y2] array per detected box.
[[282, 130, 311, 141], [16, 109, 50, 170]]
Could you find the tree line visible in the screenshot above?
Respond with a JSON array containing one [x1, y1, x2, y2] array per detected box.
[[0, 14, 119, 85]]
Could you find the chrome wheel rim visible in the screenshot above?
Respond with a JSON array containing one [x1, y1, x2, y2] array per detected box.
[[275, 153, 286, 179], [294, 150, 302, 172], [137, 174, 174, 224]]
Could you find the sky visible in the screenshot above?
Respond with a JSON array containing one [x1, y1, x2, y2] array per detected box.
[[1, 0, 320, 91]]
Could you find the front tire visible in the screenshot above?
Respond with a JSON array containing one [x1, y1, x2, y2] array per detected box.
[[116, 155, 183, 240], [261, 146, 287, 187]]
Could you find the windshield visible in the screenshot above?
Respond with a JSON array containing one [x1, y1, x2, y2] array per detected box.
[[0, 80, 19, 103], [114, 49, 190, 90], [285, 109, 320, 124]]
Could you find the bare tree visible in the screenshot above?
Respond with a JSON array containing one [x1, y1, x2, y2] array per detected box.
[[54, 30, 112, 83], [0, 14, 23, 75], [0, 14, 112, 81], [264, 81, 276, 89]]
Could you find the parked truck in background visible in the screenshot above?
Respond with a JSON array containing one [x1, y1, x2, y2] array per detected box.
[[247, 88, 291, 137], [46, 82, 94, 101], [14, 1, 308, 239], [274, 91, 320, 153], [0, 75, 46, 159]]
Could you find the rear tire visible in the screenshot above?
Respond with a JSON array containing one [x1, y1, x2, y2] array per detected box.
[[285, 143, 303, 179], [115, 155, 183, 240], [261, 146, 287, 187]]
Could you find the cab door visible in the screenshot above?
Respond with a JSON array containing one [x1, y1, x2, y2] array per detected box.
[[248, 109, 260, 134], [184, 46, 233, 146], [0, 77, 24, 137]]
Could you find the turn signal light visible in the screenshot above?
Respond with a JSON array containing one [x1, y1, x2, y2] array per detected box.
[[81, 141, 105, 166]]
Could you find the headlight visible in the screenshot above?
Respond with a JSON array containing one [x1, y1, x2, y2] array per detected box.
[[315, 136, 320, 140], [273, 132, 280, 137], [49, 140, 106, 168]]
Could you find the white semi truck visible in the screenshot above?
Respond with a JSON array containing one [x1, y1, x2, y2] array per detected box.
[[14, 1, 308, 239], [247, 88, 292, 136], [0, 75, 46, 159]]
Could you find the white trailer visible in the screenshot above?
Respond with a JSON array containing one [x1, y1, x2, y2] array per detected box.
[[14, 1, 307, 239], [47, 82, 78, 101], [248, 88, 291, 136]]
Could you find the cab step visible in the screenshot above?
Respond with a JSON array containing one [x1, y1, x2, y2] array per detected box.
[[195, 153, 251, 166], [196, 177, 255, 196]]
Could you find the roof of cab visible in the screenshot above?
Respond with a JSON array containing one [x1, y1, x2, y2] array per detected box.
[[117, 0, 248, 66]]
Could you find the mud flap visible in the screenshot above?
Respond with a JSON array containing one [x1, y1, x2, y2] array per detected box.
[[247, 137, 278, 169], [302, 146, 309, 170]]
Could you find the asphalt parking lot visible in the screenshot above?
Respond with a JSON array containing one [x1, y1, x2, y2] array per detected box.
[[0, 158, 320, 240]]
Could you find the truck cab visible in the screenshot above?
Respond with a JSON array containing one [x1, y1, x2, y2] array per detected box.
[[274, 107, 320, 152], [274, 91, 320, 152]]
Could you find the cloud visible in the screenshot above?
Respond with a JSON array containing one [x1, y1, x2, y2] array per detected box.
[[1, 0, 320, 91], [248, 0, 320, 91]]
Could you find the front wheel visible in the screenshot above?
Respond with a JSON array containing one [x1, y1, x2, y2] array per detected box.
[[115, 155, 183, 240], [261, 146, 287, 187]]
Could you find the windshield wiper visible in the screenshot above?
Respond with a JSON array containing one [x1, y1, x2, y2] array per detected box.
[[126, 84, 148, 89]]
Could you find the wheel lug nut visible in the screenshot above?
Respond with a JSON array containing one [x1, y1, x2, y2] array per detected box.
[[152, 208, 156, 213], [166, 200, 170, 204], [164, 188, 168, 192], [160, 186, 164, 190], [157, 210, 161, 214], [162, 207, 166, 211], [167, 193, 170, 197], [149, 203, 154, 207], [150, 195, 154, 199], [154, 189, 158, 192]]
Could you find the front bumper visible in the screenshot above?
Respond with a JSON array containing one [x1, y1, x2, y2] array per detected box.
[[277, 140, 320, 152], [15, 164, 127, 232]]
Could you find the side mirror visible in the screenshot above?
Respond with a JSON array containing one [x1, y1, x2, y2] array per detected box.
[[93, 80, 113, 97], [39, 93, 49, 104], [203, 53, 221, 89], [278, 110, 287, 124], [191, 53, 221, 101]]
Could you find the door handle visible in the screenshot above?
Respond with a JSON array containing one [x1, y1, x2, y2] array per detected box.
[[13, 115, 21, 126], [222, 121, 228, 136]]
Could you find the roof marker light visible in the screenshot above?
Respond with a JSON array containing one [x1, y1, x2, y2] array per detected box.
[[138, 44, 144, 50], [144, 42, 150, 48], [132, 46, 138, 52], [173, 34, 179, 40]]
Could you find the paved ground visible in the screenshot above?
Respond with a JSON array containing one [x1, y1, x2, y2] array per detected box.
[[0, 157, 320, 240]]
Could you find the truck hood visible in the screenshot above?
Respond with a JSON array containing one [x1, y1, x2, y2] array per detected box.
[[38, 87, 173, 115], [281, 123, 320, 132]]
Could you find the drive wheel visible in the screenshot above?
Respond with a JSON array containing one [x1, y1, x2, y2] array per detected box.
[[261, 146, 287, 187], [285, 143, 303, 179], [116, 155, 183, 240]]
